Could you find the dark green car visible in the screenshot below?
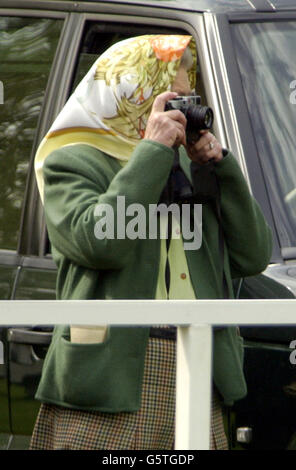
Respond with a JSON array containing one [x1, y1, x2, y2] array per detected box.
[[1, 0, 296, 450]]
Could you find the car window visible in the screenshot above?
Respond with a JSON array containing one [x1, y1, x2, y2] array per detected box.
[[71, 21, 207, 105], [231, 21, 296, 250], [0, 17, 63, 251]]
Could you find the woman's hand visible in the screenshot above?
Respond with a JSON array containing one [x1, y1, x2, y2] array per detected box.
[[144, 91, 187, 148], [186, 130, 223, 164]]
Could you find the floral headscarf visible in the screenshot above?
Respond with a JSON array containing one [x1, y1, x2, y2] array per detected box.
[[35, 35, 196, 200]]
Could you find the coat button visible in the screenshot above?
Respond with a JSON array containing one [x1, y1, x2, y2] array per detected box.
[[180, 273, 187, 280]]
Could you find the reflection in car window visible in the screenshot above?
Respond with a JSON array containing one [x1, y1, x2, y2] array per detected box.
[[0, 17, 62, 250], [232, 21, 296, 249]]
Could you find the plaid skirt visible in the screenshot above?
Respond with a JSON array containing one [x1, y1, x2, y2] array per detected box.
[[30, 335, 228, 450]]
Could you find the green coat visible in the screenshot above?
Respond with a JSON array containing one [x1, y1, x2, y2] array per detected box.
[[35, 140, 272, 410]]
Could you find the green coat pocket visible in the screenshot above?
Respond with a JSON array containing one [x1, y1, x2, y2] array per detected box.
[[35, 325, 150, 412]]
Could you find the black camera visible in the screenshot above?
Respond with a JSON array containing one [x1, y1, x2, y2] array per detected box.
[[165, 95, 214, 143]]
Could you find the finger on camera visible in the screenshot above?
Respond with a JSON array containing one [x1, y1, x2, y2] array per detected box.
[[152, 91, 178, 113], [161, 121, 186, 147], [165, 109, 187, 127], [198, 129, 211, 140]]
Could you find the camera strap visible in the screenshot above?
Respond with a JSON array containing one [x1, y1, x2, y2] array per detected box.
[[159, 148, 230, 299]]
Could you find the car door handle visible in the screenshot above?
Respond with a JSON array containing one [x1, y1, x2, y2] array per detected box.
[[236, 427, 253, 444], [7, 328, 53, 345]]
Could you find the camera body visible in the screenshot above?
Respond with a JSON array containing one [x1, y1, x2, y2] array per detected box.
[[165, 95, 214, 143]]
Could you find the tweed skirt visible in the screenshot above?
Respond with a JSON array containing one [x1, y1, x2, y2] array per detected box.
[[30, 335, 228, 450]]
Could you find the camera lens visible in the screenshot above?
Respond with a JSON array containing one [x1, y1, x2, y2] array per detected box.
[[203, 108, 214, 128], [186, 105, 214, 130]]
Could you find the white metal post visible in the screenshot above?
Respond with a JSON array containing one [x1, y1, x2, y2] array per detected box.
[[175, 324, 212, 450]]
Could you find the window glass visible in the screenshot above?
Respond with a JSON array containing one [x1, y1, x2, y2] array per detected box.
[[0, 17, 63, 250], [71, 22, 206, 101], [232, 21, 296, 249]]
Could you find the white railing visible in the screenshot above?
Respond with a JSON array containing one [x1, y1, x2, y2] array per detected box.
[[1, 298, 296, 449]]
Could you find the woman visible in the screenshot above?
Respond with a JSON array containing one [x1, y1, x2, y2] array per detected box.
[[30, 35, 272, 450]]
